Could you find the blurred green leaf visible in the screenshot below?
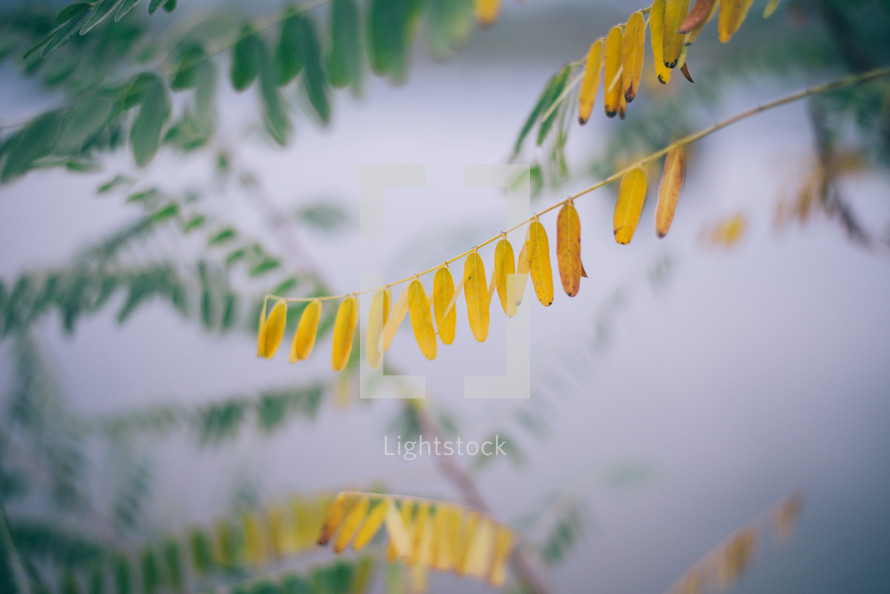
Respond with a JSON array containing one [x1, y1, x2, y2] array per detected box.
[[231, 25, 261, 91], [170, 44, 207, 90], [57, 3, 91, 24], [80, 0, 120, 36], [114, 0, 142, 23], [275, 12, 305, 85], [424, 0, 474, 60], [130, 81, 170, 166], [367, 0, 417, 80], [299, 18, 330, 125], [0, 113, 61, 182], [209, 228, 237, 245], [536, 65, 571, 146], [327, 0, 362, 94], [258, 39, 290, 145]]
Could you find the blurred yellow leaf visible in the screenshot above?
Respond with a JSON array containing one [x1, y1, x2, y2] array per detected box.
[[290, 299, 321, 362], [614, 166, 648, 244], [578, 38, 604, 124]]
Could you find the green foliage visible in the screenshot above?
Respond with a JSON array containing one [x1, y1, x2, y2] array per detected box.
[[0, 0, 474, 180]]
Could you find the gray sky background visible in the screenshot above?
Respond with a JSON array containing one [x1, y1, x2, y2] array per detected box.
[[2, 1, 890, 592]]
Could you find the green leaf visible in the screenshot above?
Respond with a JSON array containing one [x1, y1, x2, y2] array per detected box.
[[270, 277, 299, 296], [162, 0, 176, 12], [424, 0, 474, 60], [299, 19, 330, 125], [80, 0, 122, 35], [200, 288, 213, 329], [147, 0, 169, 15], [56, 3, 91, 24], [140, 549, 161, 594], [150, 203, 178, 223], [161, 539, 183, 592], [257, 40, 290, 145], [188, 529, 214, 575], [367, 0, 414, 78], [97, 175, 134, 194], [221, 293, 237, 331], [249, 258, 280, 277], [275, 12, 305, 85], [225, 248, 247, 266], [57, 93, 118, 151], [231, 25, 261, 92], [113, 554, 132, 594], [208, 229, 237, 245], [182, 215, 206, 231], [114, 0, 142, 22], [193, 59, 216, 136], [130, 81, 170, 166], [121, 73, 161, 110], [511, 65, 570, 159], [42, 11, 90, 57], [1, 112, 61, 182], [536, 65, 571, 146], [327, 0, 363, 94], [170, 45, 207, 90]]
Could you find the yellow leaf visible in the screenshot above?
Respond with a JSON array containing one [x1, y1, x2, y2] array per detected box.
[[649, 0, 672, 84], [718, 0, 754, 43], [382, 284, 410, 353], [603, 25, 623, 118], [463, 251, 490, 342], [455, 512, 479, 575], [493, 238, 517, 317], [256, 303, 267, 357], [475, 0, 501, 27], [317, 492, 347, 545], [707, 212, 747, 247], [334, 496, 370, 553], [622, 11, 646, 102], [243, 510, 266, 565], [465, 517, 496, 579], [353, 498, 389, 550], [412, 502, 433, 566], [331, 296, 358, 371], [556, 201, 584, 297], [386, 499, 413, 561], [289, 299, 321, 362], [511, 238, 530, 310], [258, 300, 288, 359], [214, 520, 235, 567], [528, 219, 554, 306], [663, 0, 690, 68], [655, 146, 687, 238], [432, 266, 457, 344], [578, 38, 604, 124], [267, 504, 294, 557], [679, 0, 716, 33], [430, 505, 453, 571], [614, 167, 648, 245], [366, 288, 390, 370], [488, 526, 515, 587], [763, 0, 780, 19], [408, 279, 437, 360]]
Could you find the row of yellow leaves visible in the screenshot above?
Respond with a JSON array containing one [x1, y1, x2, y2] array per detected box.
[[216, 494, 334, 567], [669, 494, 802, 593], [578, 0, 773, 122], [317, 492, 516, 590], [256, 144, 687, 368]]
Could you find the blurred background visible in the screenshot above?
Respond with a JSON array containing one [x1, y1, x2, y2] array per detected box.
[[1, 0, 889, 592]]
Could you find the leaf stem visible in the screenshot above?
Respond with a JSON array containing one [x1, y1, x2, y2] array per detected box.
[[267, 65, 890, 304]]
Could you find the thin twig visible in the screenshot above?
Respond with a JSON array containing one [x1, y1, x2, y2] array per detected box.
[[265, 65, 890, 305]]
